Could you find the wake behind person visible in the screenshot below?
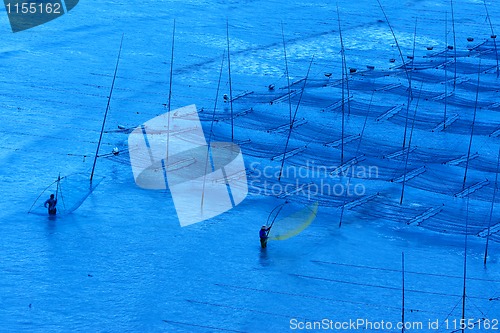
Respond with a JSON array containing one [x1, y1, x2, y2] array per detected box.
[[44, 194, 57, 216]]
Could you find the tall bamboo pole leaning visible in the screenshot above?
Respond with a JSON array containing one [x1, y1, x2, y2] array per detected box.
[[462, 60, 481, 189], [336, 4, 351, 117], [278, 56, 314, 181], [400, 82, 423, 205], [402, 19, 417, 151], [90, 34, 124, 183], [281, 22, 293, 125], [167, 20, 175, 113], [226, 19, 235, 142], [201, 51, 226, 213], [376, 0, 413, 101], [337, 4, 345, 165], [484, 147, 500, 265], [165, 20, 176, 166]]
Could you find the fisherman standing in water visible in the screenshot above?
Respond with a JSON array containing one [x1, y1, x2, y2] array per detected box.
[[44, 194, 57, 216], [260, 225, 271, 248]]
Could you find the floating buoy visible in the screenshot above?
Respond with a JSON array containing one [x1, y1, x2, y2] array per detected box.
[[112, 147, 119, 155], [223, 94, 228, 102], [349, 68, 357, 73], [447, 45, 454, 50], [467, 37, 474, 42]]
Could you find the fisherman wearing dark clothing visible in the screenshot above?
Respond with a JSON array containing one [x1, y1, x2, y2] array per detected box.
[[44, 194, 57, 216], [260, 225, 270, 248]]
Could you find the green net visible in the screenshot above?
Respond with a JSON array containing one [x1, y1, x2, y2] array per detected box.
[[268, 202, 318, 241]]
